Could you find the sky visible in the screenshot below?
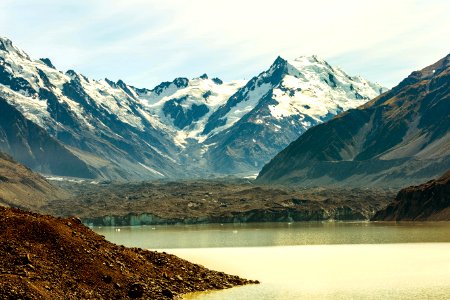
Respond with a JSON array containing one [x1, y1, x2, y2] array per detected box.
[[1, 0, 449, 88]]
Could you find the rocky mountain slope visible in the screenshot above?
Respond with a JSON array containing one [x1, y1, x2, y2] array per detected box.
[[0, 37, 385, 179], [0, 152, 66, 210], [372, 170, 450, 221], [0, 207, 256, 299], [257, 54, 450, 187], [0, 97, 95, 178], [0, 37, 181, 180]]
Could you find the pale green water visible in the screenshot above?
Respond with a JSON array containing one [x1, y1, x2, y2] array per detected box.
[[93, 222, 450, 299]]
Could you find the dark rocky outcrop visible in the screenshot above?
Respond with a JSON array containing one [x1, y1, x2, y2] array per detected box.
[[372, 170, 450, 221], [162, 97, 209, 129], [0, 207, 257, 299]]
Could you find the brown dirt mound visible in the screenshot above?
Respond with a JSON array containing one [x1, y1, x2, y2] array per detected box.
[[0, 207, 257, 299]]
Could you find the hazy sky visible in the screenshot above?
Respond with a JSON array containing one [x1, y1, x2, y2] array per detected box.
[[1, 0, 449, 88]]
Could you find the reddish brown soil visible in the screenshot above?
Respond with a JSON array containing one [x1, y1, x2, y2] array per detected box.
[[0, 207, 257, 299]]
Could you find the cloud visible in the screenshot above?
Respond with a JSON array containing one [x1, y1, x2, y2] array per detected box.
[[1, 0, 449, 87]]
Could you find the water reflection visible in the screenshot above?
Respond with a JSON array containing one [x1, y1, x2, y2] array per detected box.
[[93, 221, 450, 249], [93, 222, 450, 300]]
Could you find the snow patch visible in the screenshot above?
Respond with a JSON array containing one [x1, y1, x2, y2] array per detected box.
[[138, 163, 165, 177]]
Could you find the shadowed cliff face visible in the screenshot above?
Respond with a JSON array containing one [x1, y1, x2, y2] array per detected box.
[[0, 98, 96, 179], [372, 170, 450, 221], [257, 54, 450, 187]]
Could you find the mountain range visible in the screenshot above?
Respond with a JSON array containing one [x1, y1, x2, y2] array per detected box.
[[257, 54, 450, 187], [0, 37, 385, 180]]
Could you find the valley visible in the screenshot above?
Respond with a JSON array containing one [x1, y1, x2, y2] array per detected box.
[[0, 3, 449, 298]]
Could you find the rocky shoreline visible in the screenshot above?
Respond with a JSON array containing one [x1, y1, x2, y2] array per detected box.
[[0, 207, 258, 299]]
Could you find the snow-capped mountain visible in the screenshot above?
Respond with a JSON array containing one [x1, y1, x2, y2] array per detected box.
[[134, 74, 246, 146], [0, 37, 386, 179], [196, 56, 386, 175], [0, 37, 180, 179], [257, 54, 450, 187]]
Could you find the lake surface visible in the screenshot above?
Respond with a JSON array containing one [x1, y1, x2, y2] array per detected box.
[[93, 222, 450, 299]]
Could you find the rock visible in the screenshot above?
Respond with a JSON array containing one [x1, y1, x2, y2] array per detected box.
[[16, 254, 32, 265], [372, 170, 450, 221], [71, 217, 82, 224], [128, 282, 146, 298], [0, 207, 257, 299], [161, 288, 174, 298], [102, 275, 112, 284]]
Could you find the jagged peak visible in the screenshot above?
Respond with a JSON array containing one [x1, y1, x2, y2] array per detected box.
[[212, 77, 223, 85], [65, 69, 78, 77], [271, 56, 288, 67], [287, 55, 335, 73], [172, 77, 189, 88], [199, 73, 208, 80], [117, 79, 127, 87], [65, 70, 89, 82], [263, 56, 288, 79], [0, 36, 30, 59], [104, 78, 117, 88], [0, 36, 14, 50], [39, 58, 56, 69], [292, 54, 326, 64], [286, 55, 377, 87]]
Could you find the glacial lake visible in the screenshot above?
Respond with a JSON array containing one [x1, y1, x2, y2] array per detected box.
[[93, 222, 450, 299]]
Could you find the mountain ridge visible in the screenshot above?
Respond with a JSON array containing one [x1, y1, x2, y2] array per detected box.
[[0, 36, 385, 179], [257, 54, 450, 187]]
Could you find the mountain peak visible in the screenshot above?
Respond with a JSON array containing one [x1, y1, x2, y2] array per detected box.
[[65, 69, 79, 79], [0, 37, 30, 59], [293, 55, 325, 63], [0, 36, 14, 50], [212, 77, 223, 85], [104, 78, 117, 88], [173, 77, 189, 88], [271, 56, 288, 68], [288, 55, 333, 72], [257, 54, 450, 186], [117, 79, 126, 87], [39, 58, 56, 69]]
